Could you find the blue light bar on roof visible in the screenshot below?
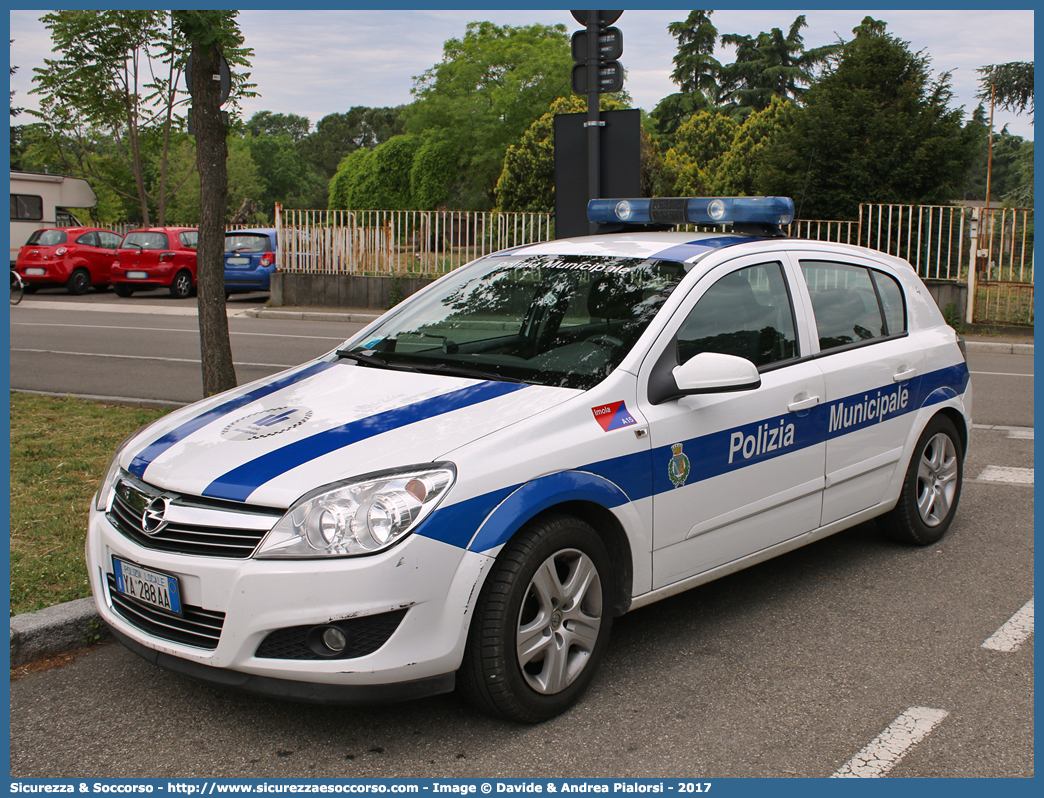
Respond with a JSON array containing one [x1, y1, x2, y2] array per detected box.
[[588, 196, 795, 227]]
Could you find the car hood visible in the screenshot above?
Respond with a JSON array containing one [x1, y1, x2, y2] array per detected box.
[[122, 359, 578, 508]]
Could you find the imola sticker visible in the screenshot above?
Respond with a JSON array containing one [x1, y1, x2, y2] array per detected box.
[[591, 401, 637, 432]]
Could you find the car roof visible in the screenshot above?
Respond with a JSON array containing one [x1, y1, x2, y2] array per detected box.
[[503, 231, 915, 274], [225, 228, 276, 236], [124, 226, 197, 233]]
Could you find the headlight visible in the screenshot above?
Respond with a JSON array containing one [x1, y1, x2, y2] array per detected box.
[[255, 463, 456, 559], [94, 420, 165, 512]]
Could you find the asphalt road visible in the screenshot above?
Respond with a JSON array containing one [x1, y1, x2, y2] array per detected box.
[[7, 292, 1035, 778]]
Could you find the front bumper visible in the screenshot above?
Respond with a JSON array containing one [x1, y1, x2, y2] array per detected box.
[[86, 503, 493, 696]]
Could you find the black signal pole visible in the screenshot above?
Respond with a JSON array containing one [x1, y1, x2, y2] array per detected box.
[[586, 11, 601, 232]]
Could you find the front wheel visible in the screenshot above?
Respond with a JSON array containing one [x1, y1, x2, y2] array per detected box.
[[169, 270, 193, 299], [879, 415, 964, 545], [458, 513, 614, 723]]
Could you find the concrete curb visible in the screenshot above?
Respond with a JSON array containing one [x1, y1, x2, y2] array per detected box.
[[241, 308, 381, 324], [10, 597, 111, 667], [965, 341, 1034, 355]]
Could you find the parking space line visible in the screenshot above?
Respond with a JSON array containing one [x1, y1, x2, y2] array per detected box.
[[831, 707, 949, 778], [975, 466, 1034, 485], [982, 598, 1034, 652]]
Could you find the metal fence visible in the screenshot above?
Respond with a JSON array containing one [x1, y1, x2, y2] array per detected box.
[[274, 206, 553, 278], [791, 204, 1033, 325]]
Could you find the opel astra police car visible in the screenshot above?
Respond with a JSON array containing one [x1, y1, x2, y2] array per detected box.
[[87, 196, 971, 722]]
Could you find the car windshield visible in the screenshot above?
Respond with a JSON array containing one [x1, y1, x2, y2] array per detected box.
[[225, 233, 273, 253], [121, 232, 169, 250], [26, 230, 67, 246], [342, 254, 686, 390]]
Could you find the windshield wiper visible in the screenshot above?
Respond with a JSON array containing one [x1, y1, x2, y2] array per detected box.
[[336, 349, 426, 374], [406, 362, 524, 383]]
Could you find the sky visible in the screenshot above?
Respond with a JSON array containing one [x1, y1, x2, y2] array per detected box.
[[7, 7, 1035, 141]]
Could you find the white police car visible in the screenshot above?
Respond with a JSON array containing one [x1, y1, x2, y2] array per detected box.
[[87, 196, 971, 722]]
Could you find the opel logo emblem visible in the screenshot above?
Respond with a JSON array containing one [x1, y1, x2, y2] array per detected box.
[[141, 496, 170, 536]]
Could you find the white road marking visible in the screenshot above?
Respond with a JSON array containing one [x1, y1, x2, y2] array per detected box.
[[10, 348, 293, 369], [969, 371, 1033, 378], [831, 707, 949, 778], [975, 466, 1034, 484], [11, 321, 346, 341], [1006, 429, 1034, 440], [982, 598, 1034, 652]]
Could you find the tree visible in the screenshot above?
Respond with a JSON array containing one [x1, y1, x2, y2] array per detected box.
[[298, 107, 404, 178], [29, 12, 189, 225], [650, 11, 720, 142], [977, 61, 1034, 118], [403, 21, 574, 209], [328, 135, 422, 211], [171, 10, 254, 397], [662, 110, 738, 195], [494, 96, 631, 213], [758, 17, 976, 220], [246, 110, 311, 142], [719, 15, 839, 120]]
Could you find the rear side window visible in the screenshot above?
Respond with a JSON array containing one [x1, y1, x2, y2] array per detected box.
[[225, 233, 273, 253], [26, 229, 67, 246], [800, 261, 906, 351], [75, 231, 100, 247], [122, 232, 170, 250], [11, 194, 43, 221], [676, 262, 798, 368], [179, 230, 198, 248]]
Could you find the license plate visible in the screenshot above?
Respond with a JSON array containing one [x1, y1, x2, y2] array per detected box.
[[112, 556, 183, 615], [24, 268, 45, 275], [127, 271, 148, 279], [227, 257, 250, 265]]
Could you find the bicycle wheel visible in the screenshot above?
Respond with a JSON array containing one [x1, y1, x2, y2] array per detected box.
[[10, 272, 23, 305]]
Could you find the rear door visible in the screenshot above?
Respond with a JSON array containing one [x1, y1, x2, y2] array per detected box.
[[790, 254, 923, 525]]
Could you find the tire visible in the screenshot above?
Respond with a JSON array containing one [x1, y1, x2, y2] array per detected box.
[[458, 513, 614, 723], [169, 270, 193, 299], [66, 268, 91, 295], [879, 415, 964, 545], [114, 284, 135, 297]]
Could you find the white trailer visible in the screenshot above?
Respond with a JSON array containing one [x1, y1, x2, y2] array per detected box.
[[10, 171, 98, 265]]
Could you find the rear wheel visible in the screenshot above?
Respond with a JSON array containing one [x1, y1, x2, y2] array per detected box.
[[66, 268, 91, 295], [114, 284, 135, 297], [879, 415, 964, 545], [458, 513, 613, 723], [169, 270, 193, 298]]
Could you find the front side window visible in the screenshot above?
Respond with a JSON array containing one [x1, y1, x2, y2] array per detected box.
[[676, 262, 798, 368], [11, 194, 43, 221], [342, 254, 687, 390], [800, 261, 904, 351], [97, 231, 123, 249], [75, 231, 100, 247], [179, 230, 198, 249]]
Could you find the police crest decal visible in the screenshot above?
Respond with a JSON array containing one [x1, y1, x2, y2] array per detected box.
[[668, 443, 691, 488]]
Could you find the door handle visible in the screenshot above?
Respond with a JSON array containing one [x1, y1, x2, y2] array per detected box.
[[787, 395, 820, 413], [893, 367, 917, 382]]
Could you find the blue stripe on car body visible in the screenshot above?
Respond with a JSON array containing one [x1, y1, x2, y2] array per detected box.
[[203, 381, 530, 502], [128, 360, 338, 479]]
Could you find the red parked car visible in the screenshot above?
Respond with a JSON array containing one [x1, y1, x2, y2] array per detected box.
[[14, 227, 125, 295], [110, 227, 198, 298]]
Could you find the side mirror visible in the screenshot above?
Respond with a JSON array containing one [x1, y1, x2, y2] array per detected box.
[[673, 352, 761, 394]]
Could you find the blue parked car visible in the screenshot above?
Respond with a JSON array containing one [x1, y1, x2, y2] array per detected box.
[[224, 228, 277, 294]]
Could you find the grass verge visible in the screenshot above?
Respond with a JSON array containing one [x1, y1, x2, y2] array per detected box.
[[9, 392, 170, 616]]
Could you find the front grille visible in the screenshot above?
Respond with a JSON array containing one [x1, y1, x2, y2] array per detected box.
[[107, 573, 225, 650], [255, 609, 408, 660], [108, 474, 282, 559]]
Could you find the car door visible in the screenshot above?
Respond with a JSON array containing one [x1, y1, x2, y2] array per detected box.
[[791, 254, 924, 526], [638, 255, 826, 589], [93, 230, 122, 281]]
